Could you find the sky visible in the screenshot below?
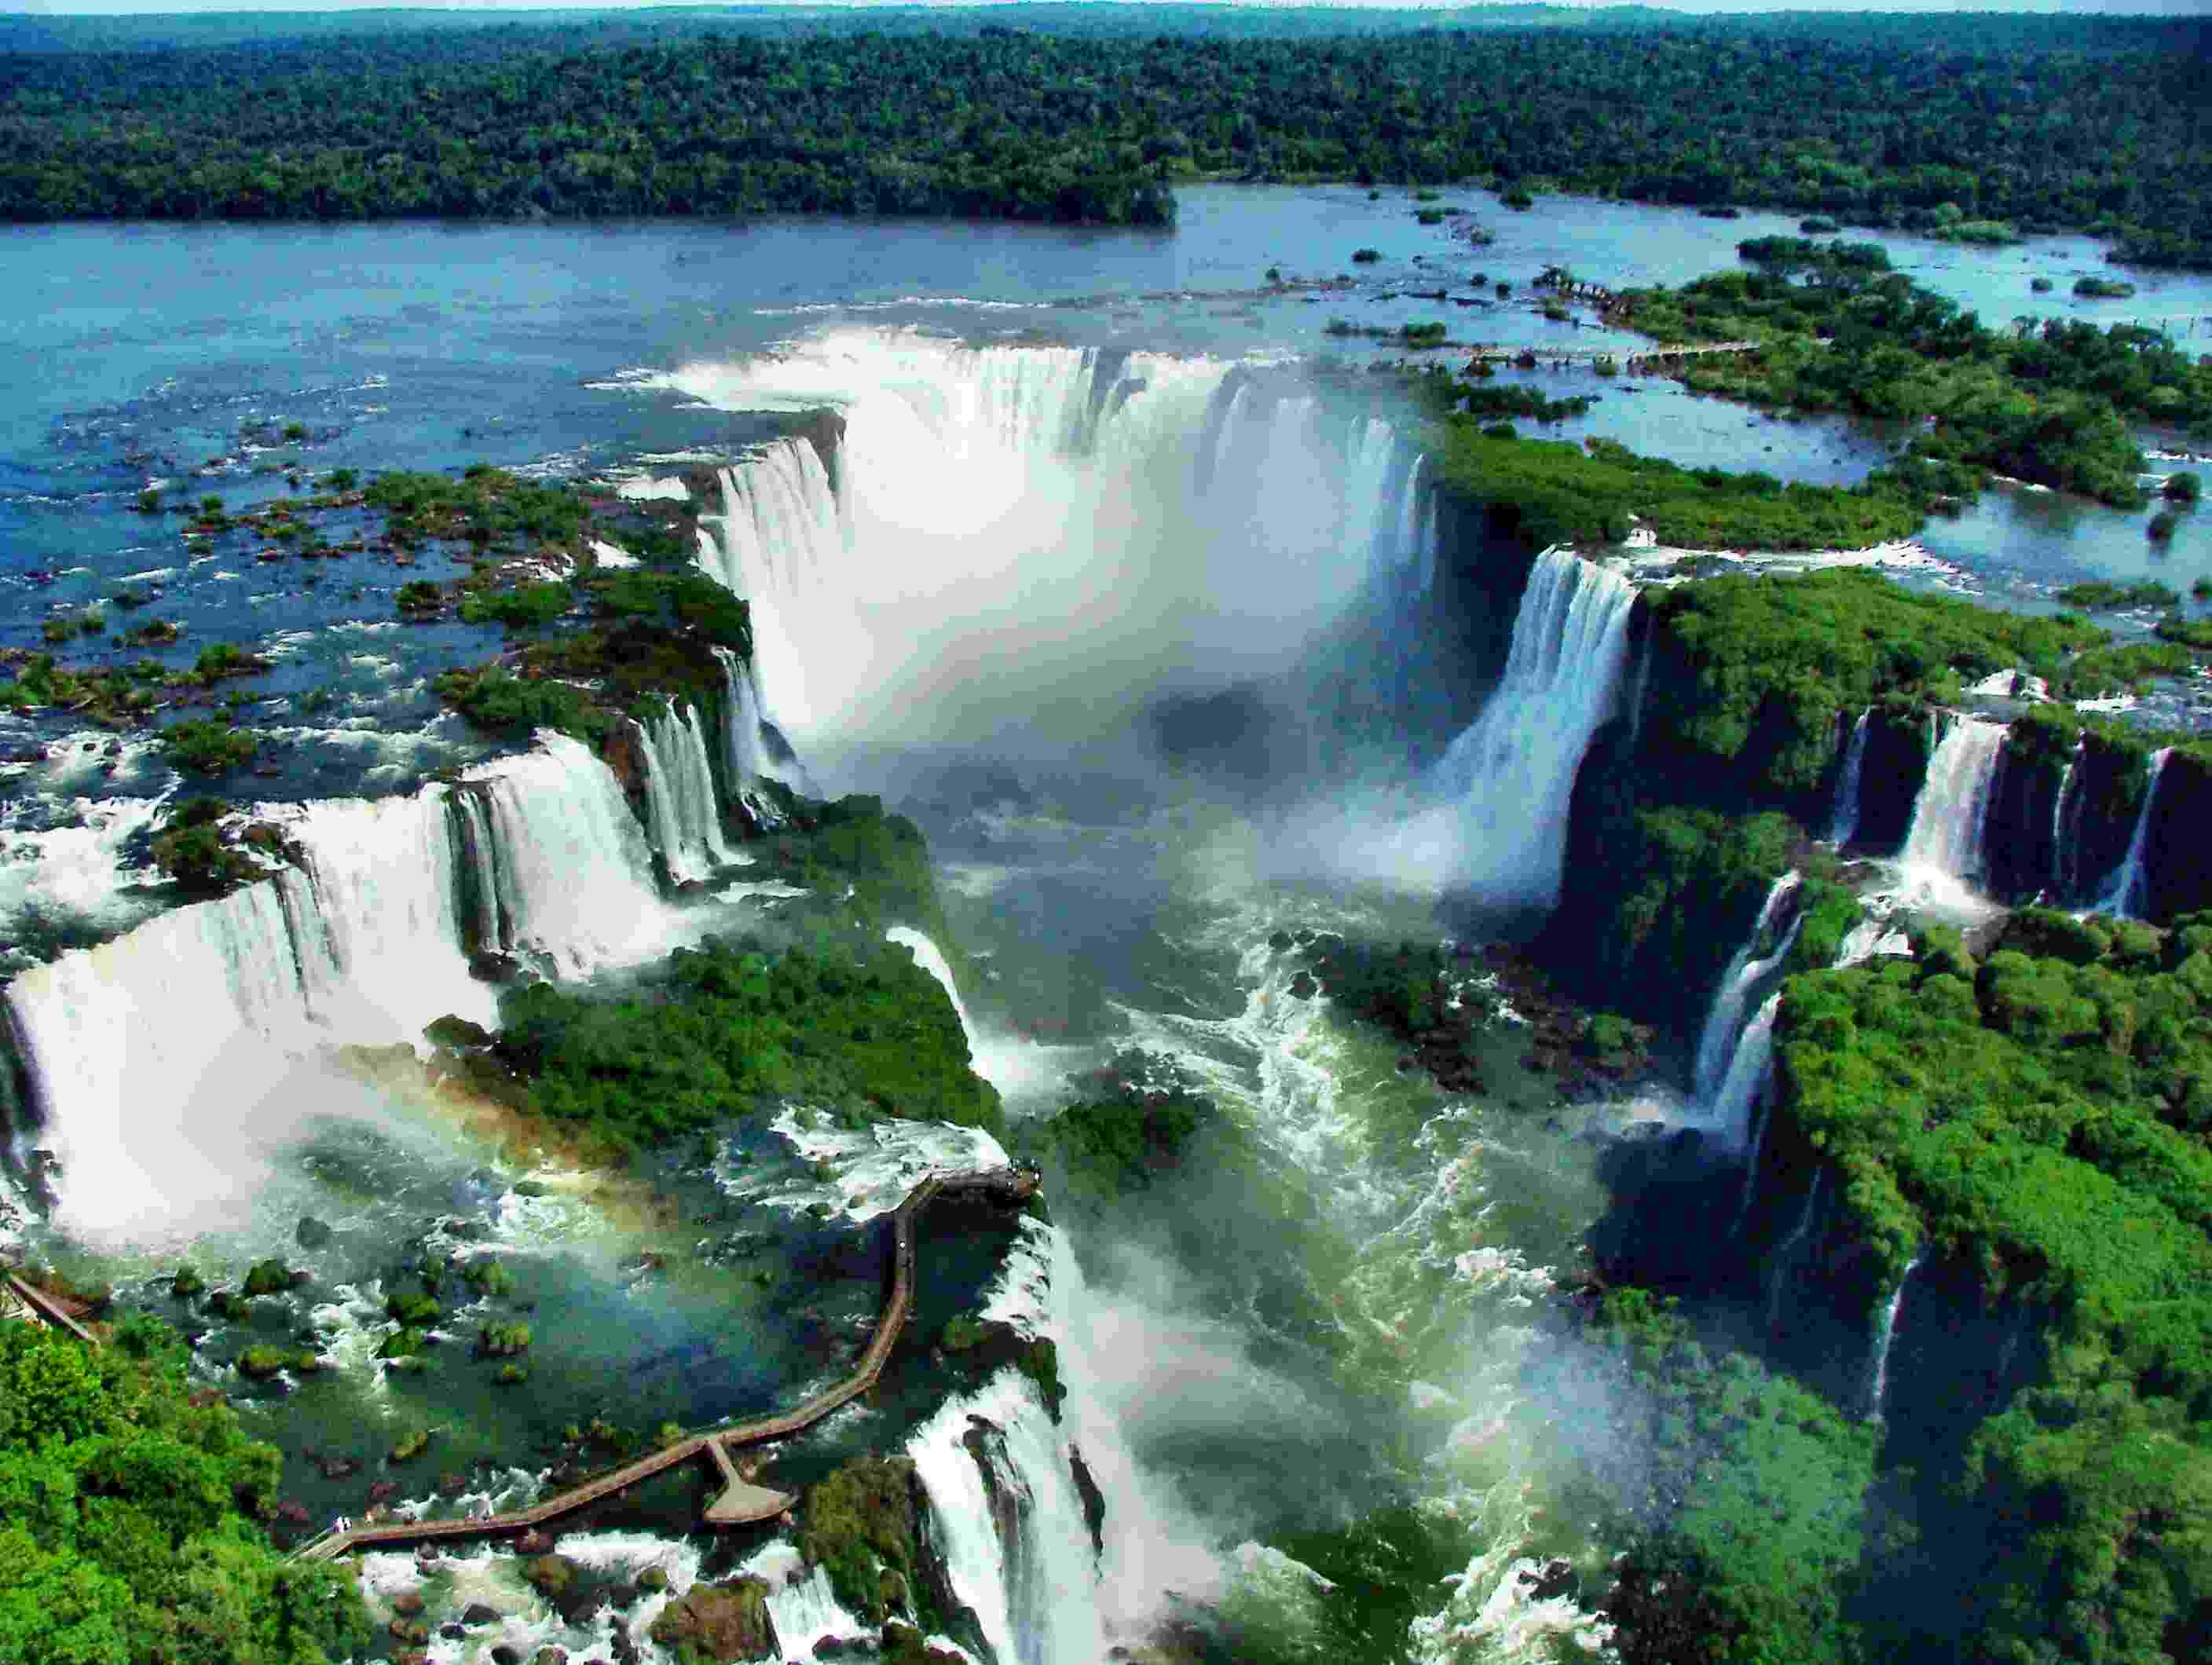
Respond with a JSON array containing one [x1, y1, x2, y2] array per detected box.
[[7, 0, 2208, 16]]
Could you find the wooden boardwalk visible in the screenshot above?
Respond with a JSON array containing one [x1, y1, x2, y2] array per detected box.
[[2, 1270, 101, 1345], [1467, 337, 1764, 368], [295, 1166, 1038, 1562]]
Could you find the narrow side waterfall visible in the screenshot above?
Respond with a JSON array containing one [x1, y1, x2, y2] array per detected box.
[[1865, 1252, 1923, 1421], [1827, 709, 1871, 845], [1767, 1171, 1825, 1331], [2093, 747, 2173, 919], [886, 925, 980, 1053], [1899, 715, 2005, 891], [1693, 873, 1802, 1104], [636, 701, 734, 884], [2050, 750, 2081, 897], [1731, 912, 1910, 1231], [1419, 550, 1639, 908], [1709, 993, 1786, 1153]]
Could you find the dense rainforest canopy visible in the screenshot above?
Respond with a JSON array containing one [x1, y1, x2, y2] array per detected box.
[[1, 9, 2207, 260]]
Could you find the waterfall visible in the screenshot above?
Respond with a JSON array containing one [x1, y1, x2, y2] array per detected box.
[[2092, 747, 2173, 920], [1708, 993, 1785, 1153], [467, 733, 666, 974], [906, 1219, 1210, 1663], [1623, 621, 1654, 746], [2049, 749, 2081, 898], [1899, 715, 2005, 888], [1692, 873, 1802, 1104], [1827, 710, 1871, 845], [1730, 911, 1909, 1232], [695, 439, 847, 741], [3, 781, 509, 1239], [1766, 1171, 1824, 1332], [661, 334, 1428, 746], [635, 701, 734, 884], [886, 926, 980, 1054], [1865, 1252, 1923, 1421], [1419, 550, 1639, 908]]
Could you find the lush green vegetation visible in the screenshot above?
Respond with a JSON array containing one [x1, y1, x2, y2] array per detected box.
[[1642, 569, 2106, 796], [155, 718, 258, 777], [1431, 427, 1925, 553], [432, 567, 751, 745], [453, 929, 1002, 1158], [0, 1316, 369, 1663], [1624, 247, 2212, 507], [149, 798, 260, 896], [1736, 907, 2212, 1663], [1586, 1291, 1880, 1665], [1, 13, 2207, 261]]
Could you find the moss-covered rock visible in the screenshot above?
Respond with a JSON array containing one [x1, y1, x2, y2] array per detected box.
[[646, 1577, 778, 1662], [798, 1457, 925, 1625], [240, 1258, 295, 1299], [522, 1556, 579, 1598]]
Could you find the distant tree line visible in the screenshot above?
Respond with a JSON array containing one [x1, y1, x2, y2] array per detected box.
[[0, 14, 2207, 258]]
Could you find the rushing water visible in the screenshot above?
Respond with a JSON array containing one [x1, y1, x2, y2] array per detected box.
[[9, 186, 2212, 1664]]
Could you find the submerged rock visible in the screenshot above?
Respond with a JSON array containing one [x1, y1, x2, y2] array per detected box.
[[295, 1216, 333, 1250]]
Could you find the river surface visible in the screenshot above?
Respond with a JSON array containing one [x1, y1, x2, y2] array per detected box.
[[5, 186, 2212, 1665]]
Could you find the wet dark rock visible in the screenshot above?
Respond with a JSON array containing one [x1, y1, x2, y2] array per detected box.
[[1519, 1558, 1580, 1604], [441, 1624, 467, 1641], [522, 1555, 579, 1597], [1287, 971, 1319, 1000], [491, 1649, 524, 1665], [295, 1216, 332, 1249], [463, 1604, 501, 1627], [367, 1480, 398, 1505], [1267, 930, 1295, 951], [391, 1591, 426, 1618]]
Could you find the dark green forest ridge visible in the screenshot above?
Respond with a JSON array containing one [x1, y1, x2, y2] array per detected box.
[[2, 9, 2209, 263]]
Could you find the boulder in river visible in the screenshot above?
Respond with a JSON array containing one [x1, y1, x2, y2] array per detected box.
[[646, 1578, 778, 1663]]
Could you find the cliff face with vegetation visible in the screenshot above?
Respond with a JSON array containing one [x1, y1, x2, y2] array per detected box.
[[1415, 445, 2212, 1659]]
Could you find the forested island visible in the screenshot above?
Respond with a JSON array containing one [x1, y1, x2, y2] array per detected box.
[[3, 6, 2210, 262]]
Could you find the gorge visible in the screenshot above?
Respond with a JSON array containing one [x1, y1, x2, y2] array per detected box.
[[2, 182, 2210, 1665]]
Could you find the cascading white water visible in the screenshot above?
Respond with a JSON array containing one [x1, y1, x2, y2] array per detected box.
[[1827, 710, 1871, 845], [1708, 992, 1786, 1153], [1865, 1251, 1923, 1421], [903, 1217, 1212, 1665], [1411, 550, 1639, 907], [6, 872, 343, 1238], [886, 925, 981, 1045], [696, 440, 847, 741], [281, 787, 500, 1043], [636, 701, 734, 884], [656, 332, 1426, 748], [1899, 715, 2005, 897], [467, 732, 666, 974], [3, 781, 508, 1239], [910, 1370, 1109, 1665], [1692, 873, 1802, 1103], [2093, 746, 2173, 919]]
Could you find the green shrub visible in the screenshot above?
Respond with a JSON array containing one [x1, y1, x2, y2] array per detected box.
[[156, 719, 256, 776], [1350, 247, 1381, 264], [2164, 470, 2201, 504]]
